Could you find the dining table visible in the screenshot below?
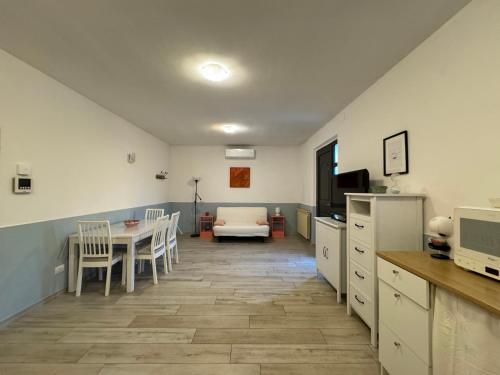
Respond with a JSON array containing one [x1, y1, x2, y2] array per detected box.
[[67, 220, 156, 293]]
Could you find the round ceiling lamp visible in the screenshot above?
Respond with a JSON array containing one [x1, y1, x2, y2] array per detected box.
[[199, 62, 231, 82]]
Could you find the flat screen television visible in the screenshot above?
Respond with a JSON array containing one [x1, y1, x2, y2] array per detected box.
[[331, 169, 369, 222]]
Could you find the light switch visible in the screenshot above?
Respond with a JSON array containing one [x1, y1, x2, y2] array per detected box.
[[16, 162, 32, 176]]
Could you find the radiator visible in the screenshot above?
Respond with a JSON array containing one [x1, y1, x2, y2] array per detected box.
[[297, 208, 311, 240]]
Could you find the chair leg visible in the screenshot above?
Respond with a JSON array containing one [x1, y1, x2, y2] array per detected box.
[[104, 265, 112, 296], [121, 257, 127, 286], [76, 258, 83, 297], [98, 268, 103, 281], [174, 242, 179, 264], [151, 257, 158, 285], [163, 252, 168, 275], [167, 246, 173, 272]]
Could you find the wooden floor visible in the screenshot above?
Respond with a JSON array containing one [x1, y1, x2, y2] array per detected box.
[[0, 236, 379, 375]]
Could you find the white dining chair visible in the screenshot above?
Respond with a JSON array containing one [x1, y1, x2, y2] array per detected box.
[[76, 221, 126, 297], [138, 208, 166, 273], [167, 211, 180, 269], [145, 208, 165, 222], [135, 215, 170, 284]]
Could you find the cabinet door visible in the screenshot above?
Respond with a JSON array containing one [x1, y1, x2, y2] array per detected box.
[[315, 223, 326, 274], [323, 226, 340, 286]]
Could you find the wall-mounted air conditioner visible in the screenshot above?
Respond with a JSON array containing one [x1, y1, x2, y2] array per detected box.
[[225, 148, 256, 160]]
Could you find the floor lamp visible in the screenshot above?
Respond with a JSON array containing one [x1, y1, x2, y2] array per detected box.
[[190, 177, 202, 237]]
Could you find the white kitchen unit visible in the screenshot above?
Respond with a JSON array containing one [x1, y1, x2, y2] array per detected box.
[[378, 257, 432, 375], [315, 217, 346, 303], [376, 251, 500, 375], [345, 193, 424, 347]]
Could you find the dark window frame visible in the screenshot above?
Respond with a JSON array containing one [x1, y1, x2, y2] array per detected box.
[[316, 139, 338, 218]]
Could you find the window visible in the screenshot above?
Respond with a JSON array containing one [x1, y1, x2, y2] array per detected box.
[[333, 141, 339, 175], [316, 139, 339, 218]]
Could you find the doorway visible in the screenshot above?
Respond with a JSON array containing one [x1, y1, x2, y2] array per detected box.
[[316, 140, 338, 217]]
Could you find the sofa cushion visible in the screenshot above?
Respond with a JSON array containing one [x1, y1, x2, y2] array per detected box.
[[214, 224, 269, 237]]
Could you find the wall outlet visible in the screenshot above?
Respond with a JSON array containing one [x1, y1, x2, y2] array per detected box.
[[54, 264, 65, 275]]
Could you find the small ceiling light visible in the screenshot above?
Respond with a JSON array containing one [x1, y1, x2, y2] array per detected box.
[[199, 62, 230, 82], [222, 124, 238, 134]]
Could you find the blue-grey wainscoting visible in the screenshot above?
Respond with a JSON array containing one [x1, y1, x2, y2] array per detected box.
[[0, 202, 169, 323], [169, 202, 301, 238]]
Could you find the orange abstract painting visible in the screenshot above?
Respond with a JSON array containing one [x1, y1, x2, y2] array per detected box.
[[230, 167, 250, 188]]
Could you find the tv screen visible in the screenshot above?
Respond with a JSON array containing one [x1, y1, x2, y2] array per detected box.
[[331, 169, 369, 222]]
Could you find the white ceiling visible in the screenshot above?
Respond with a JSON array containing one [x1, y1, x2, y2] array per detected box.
[[0, 0, 469, 145]]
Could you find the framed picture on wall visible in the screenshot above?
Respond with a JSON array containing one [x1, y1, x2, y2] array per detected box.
[[230, 167, 250, 188], [383, 130, 408, 176]]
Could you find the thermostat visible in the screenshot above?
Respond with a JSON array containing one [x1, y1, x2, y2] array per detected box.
[[13, 176, 32, 194]]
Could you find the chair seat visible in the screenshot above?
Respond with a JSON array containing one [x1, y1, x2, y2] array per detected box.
[[136, 243, 165, 257], [81, 252, 123, 267], [137, 245, 152, 255]]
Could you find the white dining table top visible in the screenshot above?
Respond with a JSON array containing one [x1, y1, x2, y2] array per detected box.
[[69, 220, 156, 239]]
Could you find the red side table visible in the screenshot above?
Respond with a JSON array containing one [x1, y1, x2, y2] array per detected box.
[[271, 215, 285, 238], [200, 215, 214, 239]]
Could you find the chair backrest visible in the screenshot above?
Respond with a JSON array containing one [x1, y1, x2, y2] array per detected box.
[[151, 215, 170, 253], [78, 221, 113, 258], [145, 208, 165, 222], [168, 211, 180, 242]]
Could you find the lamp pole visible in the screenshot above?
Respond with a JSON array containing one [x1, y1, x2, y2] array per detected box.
[[190, 178, 202, 237]]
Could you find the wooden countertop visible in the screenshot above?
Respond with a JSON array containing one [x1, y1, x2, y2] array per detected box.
[[377, 251, 500, 316]]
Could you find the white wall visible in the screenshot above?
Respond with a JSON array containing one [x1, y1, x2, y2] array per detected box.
[[169, 145, 301, 203], [300, 0, 500, 233], [0, 49, 170, 227]]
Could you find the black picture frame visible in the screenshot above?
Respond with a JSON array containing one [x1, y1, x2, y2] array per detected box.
[[383, 130, 408, 176]]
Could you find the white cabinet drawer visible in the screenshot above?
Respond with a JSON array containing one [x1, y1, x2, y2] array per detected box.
[[349, 261, 372, 298], [349, 239, 372, 271], [349, 284, 373, 328], [349, 217, 372, 245], [379, 280, 431, 364], [378, 257, 430, 309], [380, 322, 431, 375]]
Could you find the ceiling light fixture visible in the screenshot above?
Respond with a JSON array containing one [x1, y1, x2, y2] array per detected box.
[[222, 124, 238, 134], [199, 62, 230, 82]]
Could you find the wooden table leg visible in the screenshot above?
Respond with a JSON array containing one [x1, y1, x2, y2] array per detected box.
[[126, 238, 135, 293], [68, 238, 78, 293]]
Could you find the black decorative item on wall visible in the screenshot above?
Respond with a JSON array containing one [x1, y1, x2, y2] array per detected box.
[[156, 170, 168, 180], [383, 130, 409, 176]]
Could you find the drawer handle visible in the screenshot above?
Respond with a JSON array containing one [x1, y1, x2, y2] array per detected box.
[[394, 341, 401, 347], [354, 246, 365, 254], [394, 293, 401, 298], [354, 295, 365, 305], [392, 269, 399, 275], [325, 248, 329, 259], [354, 271, 365, 280], [354, 223, 365, 229]]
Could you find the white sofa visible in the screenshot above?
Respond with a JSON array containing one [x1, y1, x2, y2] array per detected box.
[[213, 207, 270, 238]]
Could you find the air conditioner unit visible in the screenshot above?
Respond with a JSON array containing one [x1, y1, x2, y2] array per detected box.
[[225, 148, 256, 160]]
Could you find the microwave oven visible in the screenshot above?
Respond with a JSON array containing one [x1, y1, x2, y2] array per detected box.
[[454, 207, 500, 281]]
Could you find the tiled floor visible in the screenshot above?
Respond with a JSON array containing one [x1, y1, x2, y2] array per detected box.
[[0, 236, 379, 374]]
